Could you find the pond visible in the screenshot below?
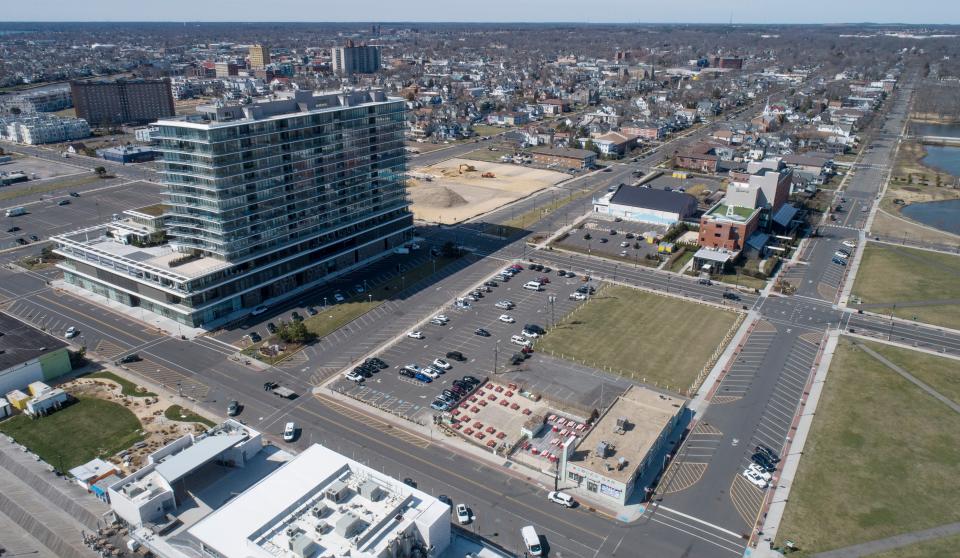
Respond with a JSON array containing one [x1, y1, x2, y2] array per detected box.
[[901, 199, 960, 235], [921, 145, 960, 177]]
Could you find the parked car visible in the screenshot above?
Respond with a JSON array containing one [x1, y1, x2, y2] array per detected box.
[[499, 314, 515, 323], [414, 372, 433, 383], [57, 199, 70, 206], [547, 491, 576, 507], [495, 300, 514, 310], [432, 358, 451, 370], [834, 250, 849, 259], [751, 452, 777, 472], [755, 444, 781, 463], [5, 226, 18, 232], [248, 332, 262, 343], [570, 292, 587, 301], [227, 400, 240, 416], [345, 370, 365, 382], [842, 239, 857, 249], [599, 238, 608, 243], [524, 325, 546, 335], [430, 400, 450, 411], [404, 364, 423, 374], [421, 367, 440, 379], [484, 280, 499, 288], [408, 331, 425, 339], [267, 322, 277, 334], [832, 257, 847, 266], [69, 192, 80, 198], [291, 311, 303, 322], [64, 326, 78, 339], [446, 351, 466, 361], [462, 375, 481, 386], [521, 329, 540, 339], [558, 270, 567, 277], [282, 422, 297, 442], [474, 328, 491, 337], [456, 504, 471, 525], [354, 284, 365, 293], [511, 335, 531, 347], [398, 369, 416, 379], [306, 306, 318, 316], [741, 467, 768, 489], [251, 304, 269, 316]]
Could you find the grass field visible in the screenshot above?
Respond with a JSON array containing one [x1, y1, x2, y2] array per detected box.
[[0, 397, 143, 471], [860, 341, 960, 405], [851, 242, 960, 329], [87, 371, 157, 397], [666, 249, 695, 273], [471, 124, 506, 137], [868, 533, 960, 558], [500, 187, 591, 232], [775, 338, 960, 555], [536, 285, 739, 393], [164, 404, 215, 427]]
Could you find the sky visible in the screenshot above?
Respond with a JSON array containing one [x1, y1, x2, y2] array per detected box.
[[1, 0, 956, 24]]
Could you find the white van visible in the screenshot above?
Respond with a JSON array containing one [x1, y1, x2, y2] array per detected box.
[[5, 207, 26, 217], [521, 525, 542, 556], [511, 335, 531, 347], [523, 281, 542, 291]]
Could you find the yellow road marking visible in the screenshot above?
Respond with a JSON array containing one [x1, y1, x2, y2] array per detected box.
[[296, 401, 604, 541], [35, 294, 154, 344]]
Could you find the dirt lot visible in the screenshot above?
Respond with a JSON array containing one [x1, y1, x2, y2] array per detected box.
[[407, 158, 568, 224]]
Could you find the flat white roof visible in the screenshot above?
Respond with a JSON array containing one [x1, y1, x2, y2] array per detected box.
[[155, 434, 244, 483], [189, 444, 446, 558]]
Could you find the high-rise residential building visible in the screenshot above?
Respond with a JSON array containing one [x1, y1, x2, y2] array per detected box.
[[332, 42, 381, 76], [52, 89, 412, 328], [248, 44, 271, 69], [215, 62, 239, 78], [70, 79, 176, 127]]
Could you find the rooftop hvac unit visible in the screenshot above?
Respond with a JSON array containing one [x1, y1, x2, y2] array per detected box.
[[617, 457, 628, 471], [595, 441, 609, 458]]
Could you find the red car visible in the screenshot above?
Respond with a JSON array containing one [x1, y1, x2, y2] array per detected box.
[[538, 276, 551, 284], [521, 346, 534, 354], [509, 264, 523, 271]]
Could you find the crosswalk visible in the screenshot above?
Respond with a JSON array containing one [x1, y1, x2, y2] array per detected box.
[[116, 356, 209, 400]]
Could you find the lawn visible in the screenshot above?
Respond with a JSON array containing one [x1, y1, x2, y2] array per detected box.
[[666, 249, 695, 273], [775, 338, 960, 556], [851, 242, 960, 330], [87, 371, 157, 397], [868, 533, 960, 558], [470, 124, 506, 137], [0, 397, 143, 472], [164, 404, 215, 427], [536, 285, 740, 394], [860, 340, 960, 405]]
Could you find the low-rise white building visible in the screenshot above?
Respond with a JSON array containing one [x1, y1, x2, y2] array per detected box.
[[187, 444, 450, 558], [0, 114, 90, 144]]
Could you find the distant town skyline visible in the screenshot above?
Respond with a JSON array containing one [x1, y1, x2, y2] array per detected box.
[[1, 0, 956, 25]]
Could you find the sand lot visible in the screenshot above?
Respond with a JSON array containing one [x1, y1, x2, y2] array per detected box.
[[407, 158, 568, 223]]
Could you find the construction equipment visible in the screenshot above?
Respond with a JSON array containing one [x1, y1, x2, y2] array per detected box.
[[482, 172, 496, 178], [458, 164, 476, 174]]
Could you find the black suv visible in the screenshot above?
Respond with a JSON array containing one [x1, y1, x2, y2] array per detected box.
[[722, 291, 740, 301], [751, 452, 777, 472], [474, 328, 491, 337], [267, 322, 277, 334], [510, 353, 525, 365], [116, 353, 141, 364], [484, 281, 499, 288], [291, 311, 303, 322], [462, 375, 481, 386], [755, 444, 780, 463], [523, 324, 546, 335], [446, 351, 466, 361], [399, 368, 416, 378], [263, 381, 279, 391]]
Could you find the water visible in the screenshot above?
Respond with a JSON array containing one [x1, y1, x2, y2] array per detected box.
[[901, 199, 960, 235], [911, 123, 960, 138], [921, 145, 960, 177]]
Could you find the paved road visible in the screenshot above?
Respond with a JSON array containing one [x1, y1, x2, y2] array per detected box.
[[7, 79, 954, 558]]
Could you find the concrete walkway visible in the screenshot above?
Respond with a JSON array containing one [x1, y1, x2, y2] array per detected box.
[[854, 342, 960, 414], [810, 521, 960, 558]]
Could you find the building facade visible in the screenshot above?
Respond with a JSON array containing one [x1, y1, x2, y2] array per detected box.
[[0, 114, 90, 145], [332, 44, 381, 76], [71, 79, 176, 127], [248, 44, 271, 69], [529, 146, 597, 169], [53, 90, 412, 328]]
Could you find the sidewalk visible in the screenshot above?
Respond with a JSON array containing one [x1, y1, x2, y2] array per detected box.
[[51, 279, 206, 339]]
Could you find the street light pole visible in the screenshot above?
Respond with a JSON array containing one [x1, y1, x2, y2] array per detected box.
[[493, 341, 499, 375]]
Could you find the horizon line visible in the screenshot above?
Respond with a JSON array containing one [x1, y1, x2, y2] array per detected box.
[[1, 20, 957, 26]]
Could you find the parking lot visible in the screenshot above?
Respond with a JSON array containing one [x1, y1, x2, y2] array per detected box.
[[556, 218, 669, 265], [327, 263, 603, 424], [0, 175, 163, 251]]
